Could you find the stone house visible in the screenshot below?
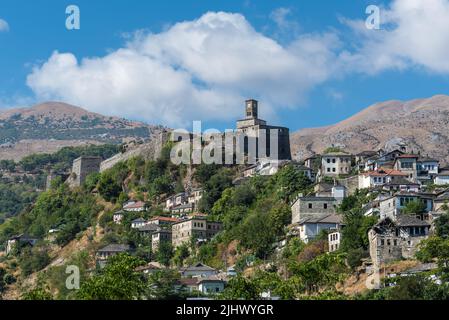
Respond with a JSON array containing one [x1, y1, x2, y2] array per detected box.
[[358, 168, 409, 189], [136, 262, 164, 275], [368, 216, 430, 266], [433, 191, 449, 212], [96, 244, 131, 267], [381, 177, 420, 193], [393, 154, 419, 182], [197, 276, 227, 295], [179, 263, 219, 278], [138, 224, 158, 237], [304, 155, 321, 171], [291, 196, 337, 225], [363, 149, 405, 172], [434, 168, 449, 185], [131, 218, 147, 229], [172, 216, 222, 248], [355, 151, 378, 171], [294, 214, 343, 243], [188, 188, 204, 207], [165, 193, 189, 211], [151, 228, 172, 252], [378, 192, 434, 220], [321, 152, 353, 177], [123, 200, 147, 212], [146, 216, 180, 227], [170, 203, 194, 215]]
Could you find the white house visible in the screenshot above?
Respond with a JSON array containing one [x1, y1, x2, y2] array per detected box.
[[378, 192, 434, 220], [321, 152, 353, 177], [358, 168, 409, 189], [328, 230, 341, 252], [123, 201, 146, 212], [131, 217, 147, 229], [435, 168, 449, 186], [295, 214, 343, 243], [113, 211, 125, 224], [179, 263, 219, 278], [188, 188, 204, 206], [197, 276, 227, 295], [418, 158, 439, 175]]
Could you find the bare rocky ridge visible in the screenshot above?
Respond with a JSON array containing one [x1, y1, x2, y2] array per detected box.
[[291, 95, 449, 165], [2, 96, 449, 165], [0, 102, 163, 161]]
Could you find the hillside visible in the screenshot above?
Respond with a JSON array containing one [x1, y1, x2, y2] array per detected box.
[[291, 95, 449, 164], [0, 102, 163, 161]]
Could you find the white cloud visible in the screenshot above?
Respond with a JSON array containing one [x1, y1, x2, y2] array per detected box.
[[340, 0, 449, 74], [0, 19, 9, 32], [26, 1, 449, 127], [26, 12, 339, 127]]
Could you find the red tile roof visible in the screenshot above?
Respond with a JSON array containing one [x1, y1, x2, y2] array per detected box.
[[396, 154, 419, 159], [363, 168, 408, 177], [123, 201, 146, 209], [149, 216, 180, 223]]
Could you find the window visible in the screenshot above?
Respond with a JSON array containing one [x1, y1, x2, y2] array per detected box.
[[324, 203, 328, 209], [327, 168, 331, 172], [308, 203, 313, 209], [332, 168, 336, 172], [332, 159, 336, 164], [381, 239, 385, 246], [327, 159, 331, 164]]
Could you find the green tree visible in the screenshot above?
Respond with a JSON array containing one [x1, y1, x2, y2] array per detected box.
[[435, 213, 449, 238], [173, 244, 190, 267], [84, 172, 100, 192], [147, 270, 183, 300], [402, 200, 427, 215], [275, 164, 311, 203], [98, 173, 121, 202], [194, 164, 220, 184], [21, 287, 53, 300], [238, 211, 275, 259], [323, 147, 344, 154], [220, 275, 260, 300], [156, 241, 174, 267], [416, 236, 449, 274], [199, 169, 233, 213], [77, 254, 145, 300]]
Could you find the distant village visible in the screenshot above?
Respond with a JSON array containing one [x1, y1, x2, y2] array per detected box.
[[3, 99, 449, 297]]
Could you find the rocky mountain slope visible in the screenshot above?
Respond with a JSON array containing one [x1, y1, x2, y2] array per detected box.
[[291, 95, 449, 165], [0, 102, 163, 161]]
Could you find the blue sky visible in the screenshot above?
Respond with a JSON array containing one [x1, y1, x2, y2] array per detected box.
[[1, 0, 449, 132]]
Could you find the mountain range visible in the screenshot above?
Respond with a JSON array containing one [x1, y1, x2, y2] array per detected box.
[[1, 95, 449, 164], [0, 102, 163, 161], [291, 95, 449, 165]]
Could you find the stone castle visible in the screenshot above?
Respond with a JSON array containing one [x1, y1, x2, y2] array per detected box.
[[236, 99, 291, 161], [63, 99, 292, 187]]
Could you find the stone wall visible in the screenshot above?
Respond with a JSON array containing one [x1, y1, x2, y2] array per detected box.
[[100, 131, 170, 172]]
